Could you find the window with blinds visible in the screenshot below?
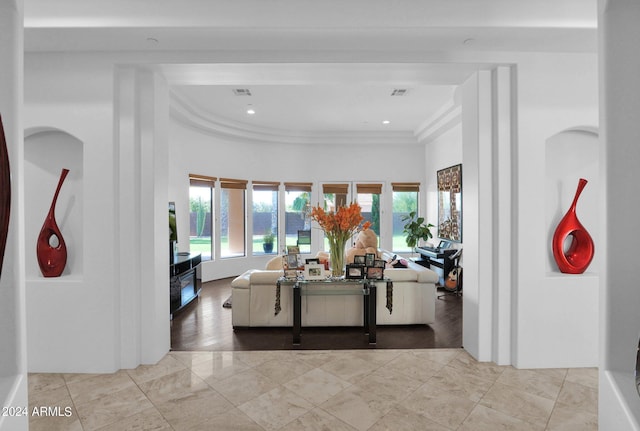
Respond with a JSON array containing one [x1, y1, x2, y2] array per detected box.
[[284, 182, 312, 253], [220, 178, 247, 258], [391, 182, 420, 252], [252, 181, 280, 256], [188, 174, 216, 261], [356, 183, 383, 236]]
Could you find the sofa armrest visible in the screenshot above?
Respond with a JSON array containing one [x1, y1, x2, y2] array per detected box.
[[384, 268, 419, 282], [231, 269, 254, 289], [415, 269, 439, 284], [249, 270, 284, 284], [379, 249, 439, 284]]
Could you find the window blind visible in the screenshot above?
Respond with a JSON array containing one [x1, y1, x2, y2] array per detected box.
[[322, 183, 349, 194], [252, 181, 280, 192], [356, 183, 382, 194], [284, 182, 313, 192], [220, 178, 248, 190], [189, 174, 216, 187], [391, 182, 420, 192]]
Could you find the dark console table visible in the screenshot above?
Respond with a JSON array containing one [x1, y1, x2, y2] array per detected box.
[[170, 252, 201, 316], [414, 246, 458, 286]]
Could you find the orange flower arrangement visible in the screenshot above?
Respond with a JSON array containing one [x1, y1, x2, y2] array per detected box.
[[310, 202, 370, 276]]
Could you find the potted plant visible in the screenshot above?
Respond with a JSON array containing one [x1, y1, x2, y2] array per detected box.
[[262, 229, 275, 254], [401, 211, 434, 250]]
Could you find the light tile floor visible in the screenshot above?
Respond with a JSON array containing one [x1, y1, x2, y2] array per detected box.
[[28, 349, 598, 431]]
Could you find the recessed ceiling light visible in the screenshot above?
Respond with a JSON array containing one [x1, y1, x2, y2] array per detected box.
[[246, 105, 256, 115], [382, 120, 391, 125]]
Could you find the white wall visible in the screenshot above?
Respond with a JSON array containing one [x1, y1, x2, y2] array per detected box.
[[599, 0, 640, 429], [0, 0, 27, 429], [513, 52, 599, 368], [24, 53, 120, 372]]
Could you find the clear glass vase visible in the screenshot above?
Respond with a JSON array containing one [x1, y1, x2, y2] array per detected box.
[[329, 237, 346, 278]]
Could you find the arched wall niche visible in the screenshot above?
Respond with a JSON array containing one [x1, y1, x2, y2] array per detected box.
[[544, 126, 599, 274], [24, 127, 84, 279]]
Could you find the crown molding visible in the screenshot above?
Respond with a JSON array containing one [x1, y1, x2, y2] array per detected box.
[[169, 91, 419, 146], [414, 98, 462, 144]]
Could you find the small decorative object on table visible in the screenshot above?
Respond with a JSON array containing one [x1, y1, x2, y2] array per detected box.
[[346, 264, 365, 279], [365, 253, 376, 267], [310, 202, 367, 277], [304, 263, 325, 280], [353, 255, 366, 265], [366, 266, 384, 280], [551, 178, 594, 274], [285, 253, 299, 270], [284, 269, 298, 280]]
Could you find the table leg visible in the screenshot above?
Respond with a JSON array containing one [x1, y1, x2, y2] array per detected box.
[[369, 283, 376, 344], [363, 287, 370, 334], [293, 283, 301, 344]]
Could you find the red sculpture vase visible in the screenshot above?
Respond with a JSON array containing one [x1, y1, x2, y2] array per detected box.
[[37, 168, 70, 277], [0, 115, 11, 276], [552, 178, 594, 274]]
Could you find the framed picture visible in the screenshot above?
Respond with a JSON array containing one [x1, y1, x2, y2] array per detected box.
[[366, 266, 384, 280], [353, 255, 366, 265], [284, 269, 298, 280], [365, 253, 376, 267], [437, 164, 462, 242], [286, 254, 299, 269], [346, 264, 365, 279], [305, 258, 320, 264], [287, 245, 300, 255], [304, 263, 325, 280], [373, 259, 385, 268]]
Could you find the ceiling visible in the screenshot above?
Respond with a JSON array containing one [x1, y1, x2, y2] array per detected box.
[[23, 0, 597, 136]]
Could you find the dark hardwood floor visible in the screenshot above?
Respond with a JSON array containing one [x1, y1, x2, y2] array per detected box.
[[170, 277, 462, 351]]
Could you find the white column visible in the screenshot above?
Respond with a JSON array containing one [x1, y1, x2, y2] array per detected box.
[[599, 0, 640, 429], [461, 70, 494, 361], [115, 67, 170, 368], [0, 0, 27, 430], [493, 66, 515, 365]]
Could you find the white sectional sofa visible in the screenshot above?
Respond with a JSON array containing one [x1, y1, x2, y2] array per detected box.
[[231, 250, 439, 328]]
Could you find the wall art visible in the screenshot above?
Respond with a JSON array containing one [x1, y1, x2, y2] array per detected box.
[[0, 115, 10, 276], [437, 164, 462, 242]]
